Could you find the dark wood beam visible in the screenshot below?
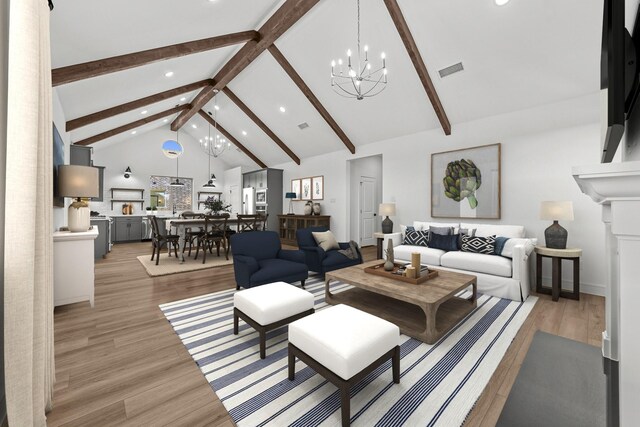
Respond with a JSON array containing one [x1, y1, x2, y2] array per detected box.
[[267, 45, 356, 154], [66, 79, 213, 132], [74, 105, 189, 146], [52, 30, 258, 87], [222, 88, 301, 165], [172, 0, 321, 130], [383, 0, 451, 135], [198, 110, 267, 168]]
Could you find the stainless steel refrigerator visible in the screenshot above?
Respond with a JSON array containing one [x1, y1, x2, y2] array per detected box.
[[242, 187, 256, 214]]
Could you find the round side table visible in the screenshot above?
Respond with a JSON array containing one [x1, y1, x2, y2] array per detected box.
[[534, 246, 582, 301]]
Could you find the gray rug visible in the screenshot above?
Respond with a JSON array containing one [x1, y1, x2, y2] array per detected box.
[[497, 331, 605, 427]]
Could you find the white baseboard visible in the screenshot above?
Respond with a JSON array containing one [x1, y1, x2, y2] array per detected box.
[[540, 276, 605, 297]]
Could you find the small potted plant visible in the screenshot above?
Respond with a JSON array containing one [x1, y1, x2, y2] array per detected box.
[[203, 197, 232, 216]]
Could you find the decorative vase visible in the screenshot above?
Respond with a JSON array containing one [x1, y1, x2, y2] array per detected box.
[[384, 239, 395, 271], [304, 201, 313, 215], [122, 204, 128, 215], [384, 259, 394, 271], [313, 202, 321, 215]]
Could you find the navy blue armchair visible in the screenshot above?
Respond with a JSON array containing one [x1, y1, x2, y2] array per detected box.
[[230, 231, 308, 290], [296, 227, 363, 277]]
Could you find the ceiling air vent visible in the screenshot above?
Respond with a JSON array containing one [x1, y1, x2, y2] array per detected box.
[[298, 122, 310, 130], [438, 62, 464, 78]]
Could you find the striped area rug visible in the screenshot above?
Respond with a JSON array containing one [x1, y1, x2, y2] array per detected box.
[[160, 277, 536, 426]]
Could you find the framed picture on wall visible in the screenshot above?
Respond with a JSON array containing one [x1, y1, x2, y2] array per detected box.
[[291, 179, 301, 200], [311, 176, 324, 200], [431, 143, 501, 219], [300, 177, 312, 200]]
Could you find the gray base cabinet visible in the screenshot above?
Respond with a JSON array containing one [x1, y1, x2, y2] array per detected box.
[[113, 217, 143, 242], [90, 219, 109, 259]]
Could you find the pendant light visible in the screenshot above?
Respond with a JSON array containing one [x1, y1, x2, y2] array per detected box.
[[203, 123, 216, 188], [169, 130, 184, 187]]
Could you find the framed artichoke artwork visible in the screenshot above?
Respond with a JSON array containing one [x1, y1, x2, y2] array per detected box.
[[431, 143, 501, 219]]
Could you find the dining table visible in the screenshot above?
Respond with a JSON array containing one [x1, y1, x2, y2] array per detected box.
[[165, 216, 240, 263]]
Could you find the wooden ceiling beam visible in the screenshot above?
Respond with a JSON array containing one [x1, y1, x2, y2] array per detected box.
[[66, 79, 213, 132], [198, 110, 267, 169], [383, 0, 451, 135], [73, 105, 189, 146], [267, 45, 356, 154], [222, 87, 301, 165], [172, 0, 321, 131], [52, 30, 258, 86]]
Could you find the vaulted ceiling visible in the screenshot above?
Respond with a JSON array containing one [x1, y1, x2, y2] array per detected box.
[[51, 0, 602, 168]]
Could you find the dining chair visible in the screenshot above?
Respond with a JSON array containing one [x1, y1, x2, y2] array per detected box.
[[181, 211, 205, 256], [258, 213, 269, 231], [195, 215, 229, 263], [148, 215, 180, 265], [237, 214, 260, 233]]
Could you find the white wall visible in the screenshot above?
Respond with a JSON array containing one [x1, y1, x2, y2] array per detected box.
[[52, 89, 70, 230], [92, 128, 229, 215], [348, 155, 383, 243], [275, 93, 606, 295]]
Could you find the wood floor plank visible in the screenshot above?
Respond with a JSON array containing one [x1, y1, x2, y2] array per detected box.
[[48, 241, 603, 427]]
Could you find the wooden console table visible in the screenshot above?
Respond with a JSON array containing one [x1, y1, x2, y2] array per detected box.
[[278, 214, 330, 246], [535, 246, 582, 301]]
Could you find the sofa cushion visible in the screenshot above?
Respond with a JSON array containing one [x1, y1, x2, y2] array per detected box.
[[393, 245, 445, 266], [404, 230, 429, 246], [441, 251, 513, 277], [473, 224, 525, 238], [461, 235, 496, 254], [414, 221, 459, 231], [428, 233, 459, 252], [252, 259, 309, 283], [322, 250, 357, 269], [429, 225, 454, 236]]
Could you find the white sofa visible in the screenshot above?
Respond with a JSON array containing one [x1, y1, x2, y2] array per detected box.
[[384, 221, 536, 302]]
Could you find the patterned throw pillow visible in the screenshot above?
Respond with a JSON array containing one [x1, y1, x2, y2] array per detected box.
[[461, 235, 496, 254], [404, 230, 429, 247], [458, 228, 476, 249]]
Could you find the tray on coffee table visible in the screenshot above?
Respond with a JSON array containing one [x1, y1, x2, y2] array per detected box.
[[364, 262, 438, 285]]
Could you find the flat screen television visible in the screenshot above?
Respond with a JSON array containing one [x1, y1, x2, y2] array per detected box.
[[601, 0, 639, 162]]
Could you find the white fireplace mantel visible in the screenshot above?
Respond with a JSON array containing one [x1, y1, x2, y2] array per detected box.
[[573, 160, 640, 426]]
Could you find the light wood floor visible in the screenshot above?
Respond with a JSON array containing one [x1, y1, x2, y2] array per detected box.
[[47, 242, 604, 426]]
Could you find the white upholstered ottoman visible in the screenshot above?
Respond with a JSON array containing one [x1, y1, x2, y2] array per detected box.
[[233, 281, 314, 359], [288, 304, 401, 426]]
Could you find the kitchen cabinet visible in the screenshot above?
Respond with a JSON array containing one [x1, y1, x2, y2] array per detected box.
[[90, 219, 109, 258], [113, 216, 143, 242]]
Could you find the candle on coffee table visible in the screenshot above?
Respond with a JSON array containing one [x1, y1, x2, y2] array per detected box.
[[411, 252, 421, 277], [405, 266, 416, 279]]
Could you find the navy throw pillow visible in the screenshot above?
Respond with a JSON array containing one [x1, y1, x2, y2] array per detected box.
[[494, 236, 510, 255], [428, 233, 460, 252], [404, 230, 429, 246]]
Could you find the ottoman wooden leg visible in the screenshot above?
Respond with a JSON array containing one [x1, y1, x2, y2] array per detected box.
[[259, 330, 266, 359], [392, 345, 400, 383], [233, 309, 239, 335], [340, 386, 350, 427], [288, 344, 296, 380]]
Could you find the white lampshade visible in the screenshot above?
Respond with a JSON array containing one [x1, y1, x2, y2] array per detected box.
[[58, 165, 99, 198], [540, 201, 574, 221], [379, 203, 396, 216]]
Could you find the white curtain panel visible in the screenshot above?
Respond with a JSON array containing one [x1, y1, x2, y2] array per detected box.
[[4, 0, 55, 425]]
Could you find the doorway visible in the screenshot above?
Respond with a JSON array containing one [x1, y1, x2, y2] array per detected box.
[[348, 155, 383, 246]]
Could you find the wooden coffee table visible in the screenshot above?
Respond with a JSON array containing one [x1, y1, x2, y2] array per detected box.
[[325, 260, 477, 344]]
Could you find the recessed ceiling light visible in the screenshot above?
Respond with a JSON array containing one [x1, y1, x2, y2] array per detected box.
[[214, 105, 220, 111], [180, 97, 186, 101], [242, 131, 247, 136], [165, 71, 174, 77], [495, 0, 510, 5], [279, 106, 286, 113], [141, 110, 148, 115], [131, 130, 137, 135], [163, 119, 168, 123], [191, 124, 197, 129]]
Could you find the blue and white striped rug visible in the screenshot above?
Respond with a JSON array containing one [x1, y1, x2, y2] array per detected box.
[[160, 277, 536, 426]]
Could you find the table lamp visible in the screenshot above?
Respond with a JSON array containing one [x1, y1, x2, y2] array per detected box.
[[379, 203, 396, 233], [58, 165, 99, 232], [539, 201, 574, 249], [285, 192, 297, 215]]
